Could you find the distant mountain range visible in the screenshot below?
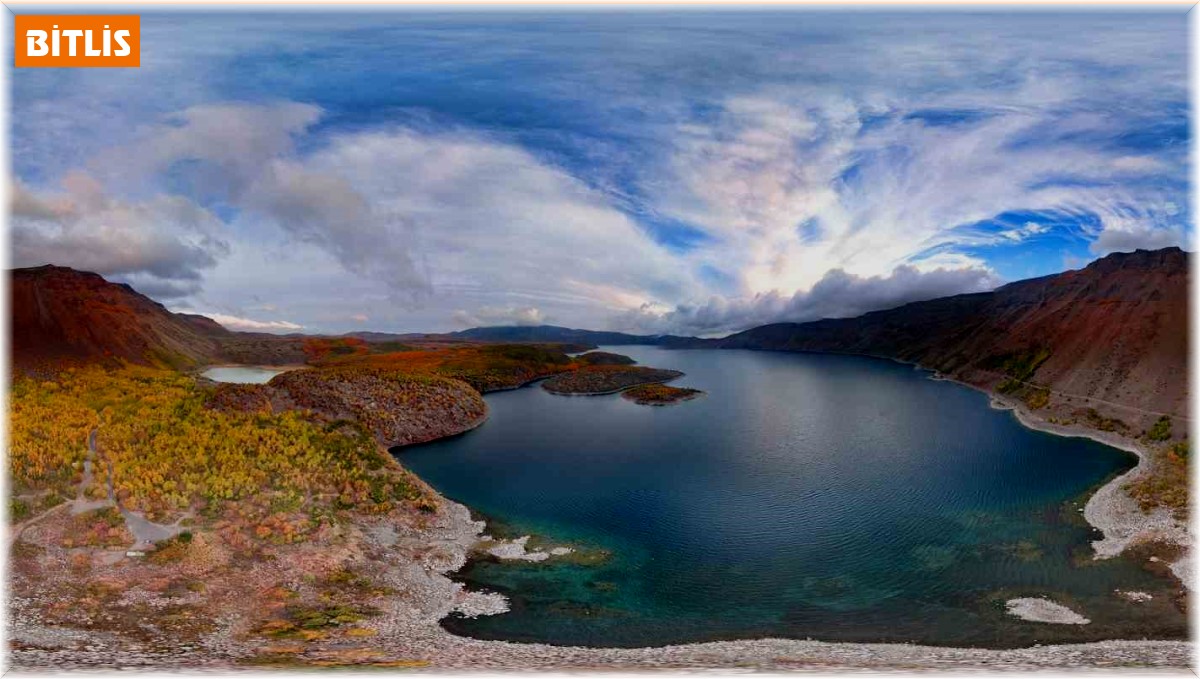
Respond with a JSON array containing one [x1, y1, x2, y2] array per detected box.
[[447, 325, 684, 346], [11, 247, 1188, 423], [339, 326, 681, 348]]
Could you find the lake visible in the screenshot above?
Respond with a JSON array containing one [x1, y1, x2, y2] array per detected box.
[[397, 347, 1185, 648], [201, 366, 291, 384]]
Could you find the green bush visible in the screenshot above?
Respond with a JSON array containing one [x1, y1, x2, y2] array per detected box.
[[9, 499, 30, 523], [1170, 440, 1189, 459], [1024, 388, 1050, 410], [982, 347, 1051, 384], [1147, 416, 1172, 442], [1083, 408, 1127, 432]]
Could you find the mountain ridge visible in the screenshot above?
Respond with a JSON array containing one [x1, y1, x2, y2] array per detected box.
[[11, 248, 1189, 428], [710, 247, 1189, 426], [11, 264, 223, 370], [446, 324, 683, 346]]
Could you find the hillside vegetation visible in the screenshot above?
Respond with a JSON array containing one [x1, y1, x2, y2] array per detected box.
[[10, 343, 678, 527], [315, 343, 576, 392], [10, 366, 433, 526], [621, 383, 705, 405], [542, 366, 683, 395]]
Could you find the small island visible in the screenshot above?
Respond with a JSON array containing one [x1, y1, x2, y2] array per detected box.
[[542, 365, 683, 395], [575, 351, 637, 366], [621, 383, 705, 406]]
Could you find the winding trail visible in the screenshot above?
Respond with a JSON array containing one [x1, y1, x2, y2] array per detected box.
[[7, 501, 68, 550], [101, 459, 190, 549], [7, 428, 102, 550], [966, 366, 1189, 421], [9, 423, 198, 555], [70, 428, 111, 515]]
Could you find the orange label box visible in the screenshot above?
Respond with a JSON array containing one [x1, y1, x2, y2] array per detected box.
[[14, 15, 140, 67]]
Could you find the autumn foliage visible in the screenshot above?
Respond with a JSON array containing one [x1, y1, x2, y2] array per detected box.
[[621, 383, 704, 405], [542, 365, 683, 395], [9, 366, 429, 524], [320, 343, 574, 392], [9, 343, 664, 539]]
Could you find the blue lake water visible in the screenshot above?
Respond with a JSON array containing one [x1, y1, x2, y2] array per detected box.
[[397, 347, 1186, 648]]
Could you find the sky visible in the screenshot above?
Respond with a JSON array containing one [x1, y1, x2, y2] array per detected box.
[[9, 9, 1191, 336]]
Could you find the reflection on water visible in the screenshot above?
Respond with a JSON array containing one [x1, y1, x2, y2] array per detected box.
[[200, 366, 290, 384], [398, 347, 1185, 648]]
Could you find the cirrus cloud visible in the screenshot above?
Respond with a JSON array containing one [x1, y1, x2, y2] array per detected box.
[[9, 12, 1189, 336]]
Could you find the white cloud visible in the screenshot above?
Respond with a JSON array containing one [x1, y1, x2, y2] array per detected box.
[[453, 305, 549, 328], [615, 263, 1000, 336], [10, 13, 1188, 336], [102, 102, 322, 197], [997, 222, 1052, 242], [175, 310, 302, 333], [252, 127, 698, 312], [1090, 215, 1185, 255], [243, 157, 430, 297], [658, 95, 859, 294], [84, 104, 698, 321], [11, 174, 228, 292], [650, 85, 1185, 304]]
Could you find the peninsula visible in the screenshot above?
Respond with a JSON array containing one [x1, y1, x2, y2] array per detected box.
[[7, 248, 1190, 670]]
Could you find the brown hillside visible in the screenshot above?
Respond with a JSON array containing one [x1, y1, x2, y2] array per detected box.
[[718, 248, 1189, 426], [11, 265, 223, 371]]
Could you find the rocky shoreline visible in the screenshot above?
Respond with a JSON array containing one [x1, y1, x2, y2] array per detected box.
[[350, 495, 1191, 671], [978, 386, 1191, 590], [14, 491, 1189, 672], [893, 356, 1188, 590], [9, 360, 1192, 672], [350, 371, 1191, 670]]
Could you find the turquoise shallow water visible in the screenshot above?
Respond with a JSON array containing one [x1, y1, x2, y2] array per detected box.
[[397, 347, 1186, 648]]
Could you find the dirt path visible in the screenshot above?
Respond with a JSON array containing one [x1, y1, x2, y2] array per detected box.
[[69, 426, 190, 548], [70, 428, 112, 515], [99, 458, 190, 549], [8, 428, 104, 549], [967, 367, 1190, 421], [7, 501, 68, 550]]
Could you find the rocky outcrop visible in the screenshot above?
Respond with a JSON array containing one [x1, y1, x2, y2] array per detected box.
[[576, 351, 637, 366], [207, 368, 488, 449]]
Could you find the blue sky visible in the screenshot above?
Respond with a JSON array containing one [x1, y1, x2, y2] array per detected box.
[[10, 9, 1190, 335]]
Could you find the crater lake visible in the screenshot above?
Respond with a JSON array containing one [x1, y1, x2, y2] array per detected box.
[[397, 347, 1185, 648]]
